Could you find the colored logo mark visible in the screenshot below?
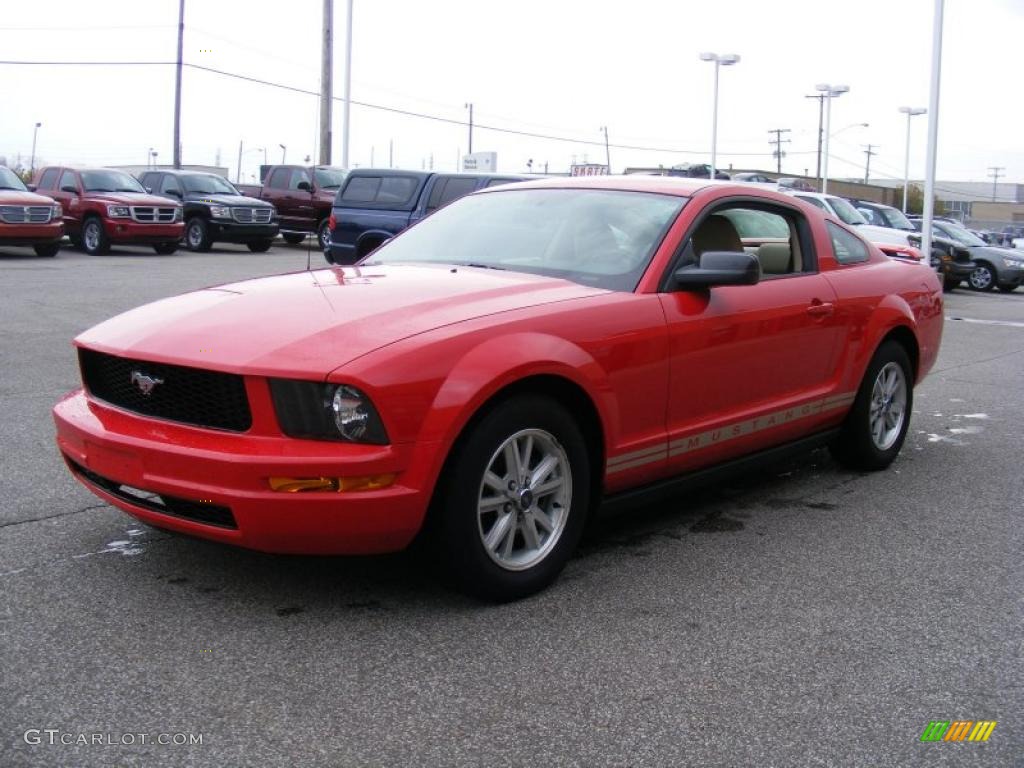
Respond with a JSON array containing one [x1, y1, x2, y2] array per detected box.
[[920, 720, 997, 742]]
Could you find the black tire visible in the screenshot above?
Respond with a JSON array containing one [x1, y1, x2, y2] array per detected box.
[[33, 242, 60, 257], [323, 249, 336, 265], [967, 263, 996, 292], [184, 217, 213, 252], [829, 340, 914, 471], [317, 219, 331, 250], [431, 394, 591, 602], [997, 284, 1018, 293], [153, 243, 178, 255], [282, 232, 306, 245], [942, 275, 959, 292], [81, 216, 109, 255], [247, 240, 273, 253], [357, 238, 386, 260]]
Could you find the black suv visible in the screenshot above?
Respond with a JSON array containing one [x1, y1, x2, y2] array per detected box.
[[139, 170, 279, 252]]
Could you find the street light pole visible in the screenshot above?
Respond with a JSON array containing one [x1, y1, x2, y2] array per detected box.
[[816, 83, 849, 194], [279, 143, 287, 163], [465, 102, 474, 155], [805, 94, 825, 185], [173, 0, 185, 168], [921, 0, 944, 262], [30, 122, 42, 174], [341, 0, 353, 169], [700, 52, 740, 180], [899, 107, 927, 212], [600, 126, 611, 173]]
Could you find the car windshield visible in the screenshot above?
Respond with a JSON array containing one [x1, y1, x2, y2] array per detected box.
[[937, 222, 986, 247], [365, 188, 686, 292], [81, 170, 146, 193], [181, 174, 239, 195], [0, 167, 27, 191], [314, 167, 348, 189], [826, 196, 868, 225], [878, 206, 915, 231]]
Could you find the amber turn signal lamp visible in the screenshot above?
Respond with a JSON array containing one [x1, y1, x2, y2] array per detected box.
[[268, 474, 396, 493]]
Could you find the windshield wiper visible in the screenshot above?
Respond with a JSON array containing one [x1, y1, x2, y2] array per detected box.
[[460, 262, 506, 270], [87, 188, 113, 192]]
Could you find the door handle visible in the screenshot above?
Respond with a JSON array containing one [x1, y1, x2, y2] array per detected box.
[[806, 301, 834, 317]]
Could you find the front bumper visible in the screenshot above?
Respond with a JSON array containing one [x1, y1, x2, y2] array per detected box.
[[104, 219, 184, 244], [209, 220, 280, 243], [53, 389, 430, 554], [996, 263, 1024, 288], [0, 221, 64, 246]]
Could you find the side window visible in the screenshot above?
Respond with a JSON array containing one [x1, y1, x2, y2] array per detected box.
[[39, 168, 59, 189], [485, 177, 521, 188], [796, 195, 828, 211], [341, 176, 381, 202], [159, 176, 182, 196], [376, 176, 418, 203], [139, 173, 156, 189], [857, 207, 878, 225], [827, 222, 870, 264], [688, 204, 809, 277], [58, 170, 78, 192], [426, 176, 477, 212], [289, 168, 311, 190], [267, 168, 290, 189]]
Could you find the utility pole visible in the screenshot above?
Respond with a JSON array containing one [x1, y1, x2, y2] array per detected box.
[[768, 128, 791, 174], [805, 94, 825, 183], [341, 0, 352, 169], [600, 126, 611, 172], [862, 144, 878, 183], [987, 166, 1005, 201], [465, 103, 474, 155], [319, 0, 334, 166], [173, 0, 185, 168], [236, 140, 242, 183], [389, 139, 393, 168]]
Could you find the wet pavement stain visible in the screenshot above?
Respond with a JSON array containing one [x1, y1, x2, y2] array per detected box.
[[689, 510, 744, 532], [275, 605, 305, 617]]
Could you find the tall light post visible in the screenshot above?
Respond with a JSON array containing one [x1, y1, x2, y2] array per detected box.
[[899, 106, 926, 212], [341, 0, 353, 169], [600, 125, 611, 173], [815, 83, 849, 194], [30, 122, 42, 175], [921, 0, 945, 262], [699, 52, 740, 180], [147, 146, 154, 168], [279, 143, 287, 163]]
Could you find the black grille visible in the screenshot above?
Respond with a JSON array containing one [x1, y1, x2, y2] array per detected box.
[[66, 457, 237, 529], [78, 348, 252, 432]]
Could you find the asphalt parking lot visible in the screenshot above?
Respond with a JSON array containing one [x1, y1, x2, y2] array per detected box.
[[1, 242, 1021, 767]]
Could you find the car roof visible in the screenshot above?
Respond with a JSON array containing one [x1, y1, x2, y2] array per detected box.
[[476, 174, 722, 197]]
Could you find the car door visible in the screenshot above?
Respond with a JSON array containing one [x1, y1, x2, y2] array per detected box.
[[658, 198, 845, 474], [158, 174, 183, 203], [284, 168, 314, 230], [264, 167, 295, 228], [51, 169, 83, 232]]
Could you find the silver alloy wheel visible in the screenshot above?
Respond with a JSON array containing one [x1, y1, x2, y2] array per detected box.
[[969, 265, 993, 290], [477, 428, 572, 571], [869, 362, 907, 451], [83, 221, 100, 251], [187, 221, 204, 248]]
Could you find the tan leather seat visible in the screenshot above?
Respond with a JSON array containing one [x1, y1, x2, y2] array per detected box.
[[691, 215, 743, 257], [757, 243, 793, 275]]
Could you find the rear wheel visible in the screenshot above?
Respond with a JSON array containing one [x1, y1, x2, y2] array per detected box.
[[247, 240, 273, 253], [184, 217, 213, 252], [432, 395, 590, 602], [33, 242, 60, 257], [998, 284, 1018, 293], [282, 232, 306, 245], [153, 242, 178, 255], [942, 275, 960, 292], [968, 263, 995, 292], [830, 340, 913, 471], [316, 219, 331, 250], [81, 217, 109, 255]]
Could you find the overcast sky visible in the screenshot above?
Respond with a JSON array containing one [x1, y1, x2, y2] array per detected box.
[[1, 0, 1021, 190]]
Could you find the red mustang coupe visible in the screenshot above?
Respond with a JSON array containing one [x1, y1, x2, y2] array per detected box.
[[53, 177, 943, 600]]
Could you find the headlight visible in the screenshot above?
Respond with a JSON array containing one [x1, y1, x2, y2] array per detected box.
[[209, 205, 232, 219], [52, 204, 62, 218], [269, 379, 389, 444], [107, 205, 131, 218], [1004, 257, 1024, 267], [173, 206, 184, 222]]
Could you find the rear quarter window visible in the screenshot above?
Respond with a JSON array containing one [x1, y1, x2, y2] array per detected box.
[[827, 222, 870, 264], [339, 175, 419, 206]]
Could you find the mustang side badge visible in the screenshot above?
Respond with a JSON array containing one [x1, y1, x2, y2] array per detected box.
[[130, 371, 164, 396]]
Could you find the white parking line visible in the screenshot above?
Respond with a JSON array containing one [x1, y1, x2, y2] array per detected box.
[[947, 316, 1024, 329]]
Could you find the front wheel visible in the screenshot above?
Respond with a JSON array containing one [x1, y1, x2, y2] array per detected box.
[[33, 242, 60, 257], [81, 217, 109, 255], [968, 263, 995, 292], [829, 340, 913, 471], [153, 242, 178, 255], [247, 240, 273, 253], [184, 217, 213, 252], [282, 232, 305, 245], [942, 275, 960, 292], [316, 219, 331, 250], [432, 395, 591, 602]]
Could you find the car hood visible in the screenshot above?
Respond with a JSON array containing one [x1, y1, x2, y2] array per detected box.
[[856, 223, 914, 245], [966, 245, 1023, 260], [184, 193, 272, 208], [0, 189, 57, 206], [75, 264, 607, 378], [84, 191, 180, 207]]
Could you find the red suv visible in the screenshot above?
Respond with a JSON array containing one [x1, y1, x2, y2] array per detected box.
[[33, 166, 184, 255], [0, 166, 64, 256]]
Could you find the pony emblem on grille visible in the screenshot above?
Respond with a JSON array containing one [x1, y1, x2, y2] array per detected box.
[[130, 370, 164, 396]]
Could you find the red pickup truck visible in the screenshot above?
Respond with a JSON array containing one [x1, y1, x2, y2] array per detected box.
[[237, 165, 347, 249], [0, 166, 64, 256], [32, 166, 183, 255]]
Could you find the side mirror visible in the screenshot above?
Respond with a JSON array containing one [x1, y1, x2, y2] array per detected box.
[[673, 251, 760, 288], [61, 185, 78, 194], [26, 183, 37, 192], [145, 187, 153, 194], [167, 188, 182, 198], [297, 181, 312, 192]]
